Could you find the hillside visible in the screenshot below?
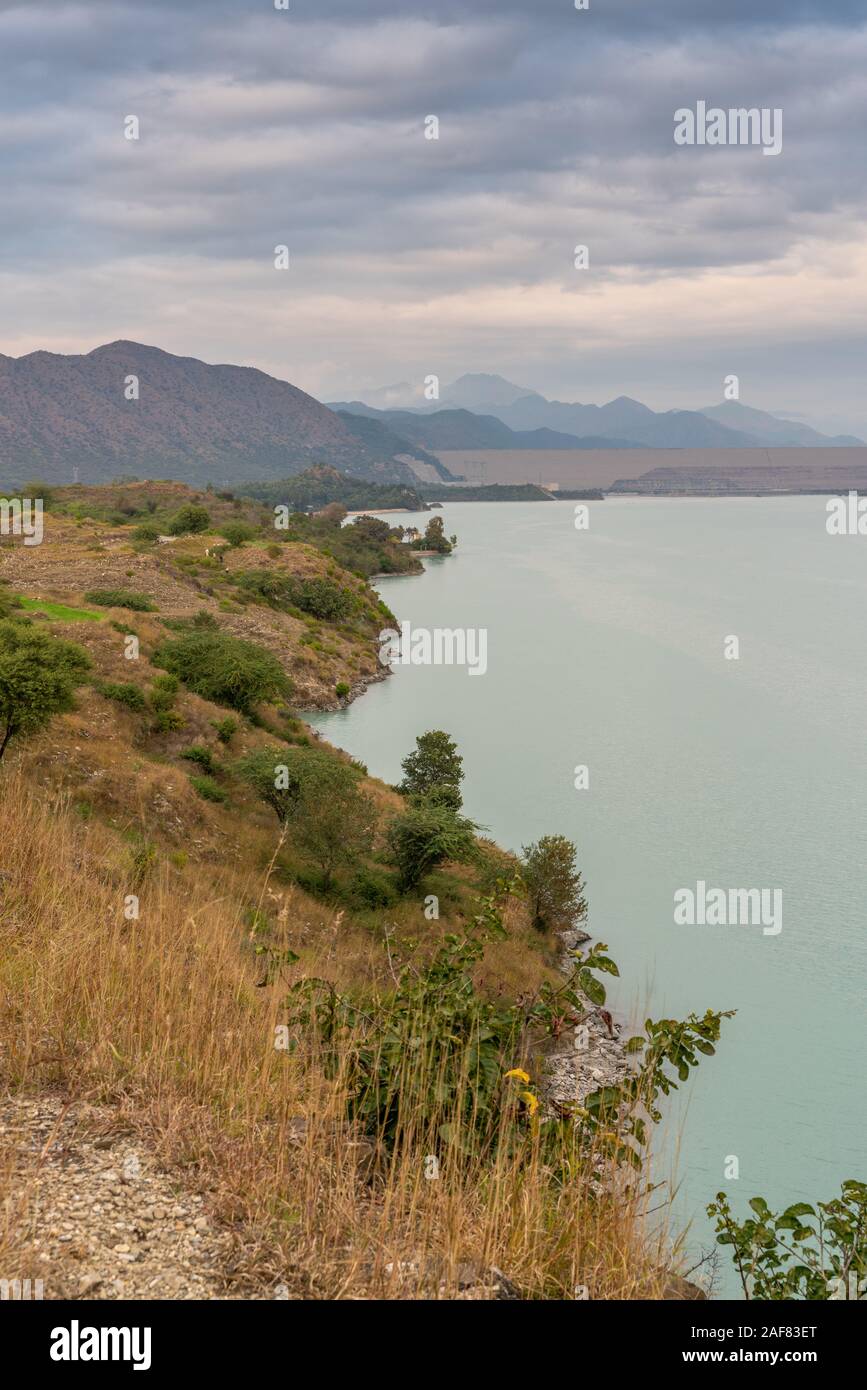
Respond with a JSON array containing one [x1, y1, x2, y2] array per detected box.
[[0, 480, 719, 1302], [0, 342, 437, 489]]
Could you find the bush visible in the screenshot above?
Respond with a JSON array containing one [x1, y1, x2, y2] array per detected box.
[[211, 715, 239, 745], [181, 745, 217, 774], [84, 589, 156, 612], [335, 681, 350, 698], [220, 521, 258, 547], [387, 802, 479, 892], [152, 628, 291, 715], [133, 523, 160, 542], [98, 681, 147, 712], [149, 672, 183, 733], [346, 867, 397, 909], [0, 620, 91, 761], [189, 774, 227, 803], [235, 571, 354, 621], [168, 504, 211, 536]]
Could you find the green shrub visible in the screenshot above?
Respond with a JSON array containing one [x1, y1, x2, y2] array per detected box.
[[335, 681, 351, 698], [152, 628, 291, 714], [84, 589, 156, 612], [180, 745, 217, 773], [220, 521, 258, 547], [98, 681, 147, 712], [387, 802, 479, 892], [234, 571, 354, 621], [346, 867, 397, 909], [520, 835, 587, 933], [0, 620, 91, 762], [211, 715, 239, 745], [168, 504, 211, 536], [189, 774, 227, 803], [149, 672, 183, 733]]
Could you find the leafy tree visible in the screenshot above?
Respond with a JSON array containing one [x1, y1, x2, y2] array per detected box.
[[412, 514, 453, 554], [520, 834, 588, 932], [399, 730, 464, 809], [168, 503, 211, 535], [152, 628, 291, 714], [0, 619, 90, 761], [708, 1182, 867, 1300], [387, 801, 479, 892], [234, 746, 304, 823], [286, 749, 375, 889]]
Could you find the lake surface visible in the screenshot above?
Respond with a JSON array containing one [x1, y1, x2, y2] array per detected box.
[[310, 497, 867, 1293]]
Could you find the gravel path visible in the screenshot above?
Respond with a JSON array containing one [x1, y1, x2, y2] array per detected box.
[[0, 1094, 244, 1300]]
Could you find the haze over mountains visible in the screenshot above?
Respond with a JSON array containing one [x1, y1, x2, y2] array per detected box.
[[332, 374, 864, 450], [0, 341, 452, 488]]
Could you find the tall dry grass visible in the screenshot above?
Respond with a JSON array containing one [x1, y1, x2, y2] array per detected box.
[[0, 774, 675, 1298]]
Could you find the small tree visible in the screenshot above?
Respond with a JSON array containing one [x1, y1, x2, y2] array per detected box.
[[413, 515, 453, 554], [168, 503, 211, 536], [387, 802, 479, 892], [0, 619, 90, 761], [234, 747, 304, 823], [399, 730, 464, 809], [520, 834, 587, 932], [288, 750, 375, 890]]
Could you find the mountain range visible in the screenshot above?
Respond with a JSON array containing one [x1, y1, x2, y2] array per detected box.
[[331, 374, 863, 450], [0, 341, 452, 488]]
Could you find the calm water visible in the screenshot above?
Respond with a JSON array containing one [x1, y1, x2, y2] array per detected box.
[[311, 498, 867, 1292]]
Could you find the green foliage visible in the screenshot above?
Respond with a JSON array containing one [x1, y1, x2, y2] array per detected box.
[[132, 522, 160, 542], [234, 746, 303, 823], [148, 672, 183, 733], [211, 715, 239, 744], [0, 619, 91, 761], [152, 628, 291, 714], [244, 467, 425, 514], [180, 745, 217, 773], [168, 503, 211, 536], [0, 584, 22, 620], [335, 681, 350, 698], [98, 681, 147, 712], [345, 866, 398, 909], [708, 1182, 867, 1300], [234, 570, 355, 621], [399, 729, 464, 809], [387, 801, 479, 892], [520, 834, 587, 932], [284, 749, 375, 889], [189, 774, 227, 803], [219, 521, 258, 547], [84, 588, 156, 612], [412, 514, 454, 554]]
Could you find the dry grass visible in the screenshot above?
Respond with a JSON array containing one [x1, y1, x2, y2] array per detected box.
[[0, 773, 677, 1300]]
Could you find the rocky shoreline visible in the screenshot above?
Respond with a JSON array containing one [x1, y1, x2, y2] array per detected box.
[[541, 926, 630, 1109]]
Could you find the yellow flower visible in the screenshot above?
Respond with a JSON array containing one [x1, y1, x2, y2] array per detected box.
[[520, 1090, 540, 1116], [504, 1067, 530, 1083]]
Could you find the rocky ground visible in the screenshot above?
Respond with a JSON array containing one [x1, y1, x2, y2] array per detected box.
[[0, 1094, 267, 1300], [541, 927, 631, 1109]]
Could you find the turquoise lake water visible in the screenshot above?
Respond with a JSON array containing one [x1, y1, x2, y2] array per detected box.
[[310, 497, 867, 1293]]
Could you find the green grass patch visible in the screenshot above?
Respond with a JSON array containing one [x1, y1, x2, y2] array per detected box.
[[18, 598, 101, 622]]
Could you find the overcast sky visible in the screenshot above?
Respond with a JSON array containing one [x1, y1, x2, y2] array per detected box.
[[1, 0, 865, 434]]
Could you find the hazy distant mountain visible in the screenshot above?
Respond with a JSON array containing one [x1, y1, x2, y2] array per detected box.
[[0, 341, 433, 488], [699, 400, 863, 447], [328, 402, 644, 452], [344, 371, 862, 449]]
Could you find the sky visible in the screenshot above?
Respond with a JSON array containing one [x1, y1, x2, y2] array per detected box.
[[1, 0, 865, 435]]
